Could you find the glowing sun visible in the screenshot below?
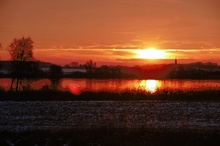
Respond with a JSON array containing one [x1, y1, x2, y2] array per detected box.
[[135, 48, 166, 59]]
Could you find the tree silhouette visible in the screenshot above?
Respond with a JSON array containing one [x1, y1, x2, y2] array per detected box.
[[9, 37, 35, 91], [9, 37, 33, 61], [85, 59, 96, 74], [48, 64, 63, 89]]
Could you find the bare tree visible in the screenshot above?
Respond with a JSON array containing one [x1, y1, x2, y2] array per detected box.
[[85, 59, 96, 74], [9, 37, 34, 91], [49, 64, 63, 90]]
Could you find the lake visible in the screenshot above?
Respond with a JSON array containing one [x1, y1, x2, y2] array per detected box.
[[1, 78, 220, 92]]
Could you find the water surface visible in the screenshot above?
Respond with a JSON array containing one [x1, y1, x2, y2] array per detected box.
[[1, 78, 220, 92]]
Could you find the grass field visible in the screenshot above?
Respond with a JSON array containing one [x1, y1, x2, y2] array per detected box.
[[1, 88, 220, 145], [0, 100, 220, 145]]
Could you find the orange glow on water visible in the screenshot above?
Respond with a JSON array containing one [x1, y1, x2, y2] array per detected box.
[[2, 79, 220, 92]]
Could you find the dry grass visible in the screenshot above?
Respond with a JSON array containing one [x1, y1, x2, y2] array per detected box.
[[1, 88, 220, 101]]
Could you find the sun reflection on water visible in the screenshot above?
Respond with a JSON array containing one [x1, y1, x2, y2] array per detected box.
[[140, 80, 161, 93]]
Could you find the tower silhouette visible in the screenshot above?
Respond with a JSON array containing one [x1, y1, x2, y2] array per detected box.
[[175, 58, 177, 65]]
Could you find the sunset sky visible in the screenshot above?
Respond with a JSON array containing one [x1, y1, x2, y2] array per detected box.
[[0, 0, 220, 66]]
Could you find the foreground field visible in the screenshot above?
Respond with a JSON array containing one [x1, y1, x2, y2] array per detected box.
[[0, 100, 220, 145], [0, 101, 220, 130]]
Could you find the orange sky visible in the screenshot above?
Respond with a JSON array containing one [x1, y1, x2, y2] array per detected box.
[[0, 0, 220, 66]]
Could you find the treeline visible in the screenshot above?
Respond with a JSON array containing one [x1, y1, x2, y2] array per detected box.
[[72, 61, 220, 79], [0, 61, 55, 78], [169, 62, 220, 79], [1, 61, 220, 79]]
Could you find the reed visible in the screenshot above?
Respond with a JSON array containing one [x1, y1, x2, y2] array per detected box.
[[1, 87, 220, 101]]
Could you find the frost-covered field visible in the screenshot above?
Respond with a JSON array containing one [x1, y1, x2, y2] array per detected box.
[[0, 101, 220, 131]]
